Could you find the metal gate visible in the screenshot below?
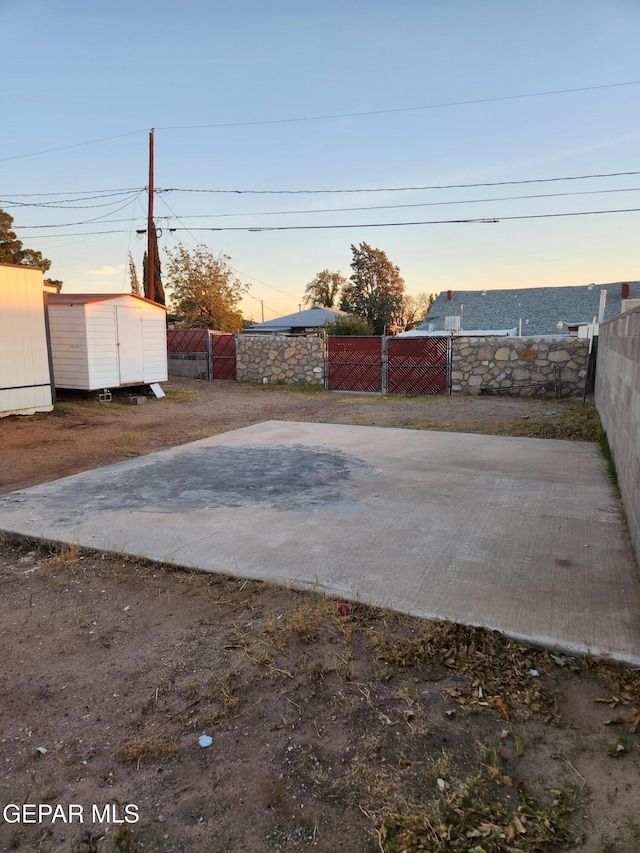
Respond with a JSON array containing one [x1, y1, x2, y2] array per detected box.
[[210, 333, 236, 380], [327, 336, 383, 392], [167, 329, 236, 381], [387, 337, 449, 394], [327, 335, 450, 394]]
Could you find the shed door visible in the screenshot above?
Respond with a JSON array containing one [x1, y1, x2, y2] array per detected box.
[[116, 306, 144, 384]]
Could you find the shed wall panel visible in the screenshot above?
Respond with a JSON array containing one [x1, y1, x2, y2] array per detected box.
[[0, 266, 53, 415], [47, 305, 91, 388], [85, 304, 119, 388]]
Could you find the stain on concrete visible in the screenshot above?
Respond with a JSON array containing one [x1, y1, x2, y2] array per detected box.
[[16, 445, 371, 516]]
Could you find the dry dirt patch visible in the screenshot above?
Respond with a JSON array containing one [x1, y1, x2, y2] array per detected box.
[[0, 380, 638, 853]]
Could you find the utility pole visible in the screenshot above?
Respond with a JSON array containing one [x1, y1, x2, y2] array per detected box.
[[147, 128, 155, 302]]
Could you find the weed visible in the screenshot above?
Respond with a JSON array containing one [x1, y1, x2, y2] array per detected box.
[[116, 736, 178, 765], [598, 427, 620, 491], [112, 431, 143, 453]]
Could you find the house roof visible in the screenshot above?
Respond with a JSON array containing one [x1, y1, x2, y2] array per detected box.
[[245, 305, 347, 333], [418, 281, 640, 336], [47, 293, 165, 309]]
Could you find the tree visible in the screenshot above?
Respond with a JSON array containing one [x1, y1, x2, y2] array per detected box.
[[303, 269, 346, 307], [165, 243, 248, 331], [128, 252, 142, 296], [0, 209, 61, 288], [142, 222, 165, 305], [340, 242, 405, 335], [323, 315, 374, 336], [397, 292, 436, 330]]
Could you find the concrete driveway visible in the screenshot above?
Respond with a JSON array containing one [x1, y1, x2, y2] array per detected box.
[[2, 421, 639, 664]]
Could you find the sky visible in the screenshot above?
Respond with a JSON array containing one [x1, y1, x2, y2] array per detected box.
[[2, 0, 640, 322]]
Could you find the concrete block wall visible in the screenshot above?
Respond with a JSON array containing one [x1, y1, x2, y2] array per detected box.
[[167, 352, 210, 380], [452, 336, 589, 397], [595, 306, 640, 564], [236, 335, 325, 385]]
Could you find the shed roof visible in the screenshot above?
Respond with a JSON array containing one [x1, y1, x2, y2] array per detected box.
[[48, 293, 166, 309]]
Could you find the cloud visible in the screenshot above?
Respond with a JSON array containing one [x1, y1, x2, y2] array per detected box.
[[86, 265, 125, 277]]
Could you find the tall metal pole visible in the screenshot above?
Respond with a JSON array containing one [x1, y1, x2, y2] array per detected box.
[[147, 128, 155, 302]]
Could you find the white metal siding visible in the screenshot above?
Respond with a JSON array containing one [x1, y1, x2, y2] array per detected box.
[[142, 313, 168, 382], [0, 266, 53, 416], [46, 294, 166, 390], [48, 304, 91, 388], [85, 303, 120, 388]]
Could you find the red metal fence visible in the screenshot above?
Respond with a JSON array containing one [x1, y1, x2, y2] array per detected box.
[[387, 337, 449, 394], [168, 331, 449, 393], [167, 330, 236, 380], [167, 329, 209, 353], [327, 337, 383, 392], [210, 333, 236, 381]]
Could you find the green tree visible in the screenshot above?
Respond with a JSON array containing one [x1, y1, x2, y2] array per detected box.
[[128, 252, 142, 296], [143, 222, 165, 304], [303, 269, 346, 307], [340, 242, 405, 335], [0, 209, 61, 288], [323, 315, 374, 336], [165, 243, 248, 331]]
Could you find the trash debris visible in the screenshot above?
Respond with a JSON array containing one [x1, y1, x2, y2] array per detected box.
[[544, 410, 558, 416], [36, 746, 47, 755], [528, 669, 539, 677], [436, 777, 449, 791], [198, 735, 213, 748]]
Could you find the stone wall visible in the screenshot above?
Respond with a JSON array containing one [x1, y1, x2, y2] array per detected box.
[[595, 306, 640, 564], [452, 336, 589, 397], [236, 335, 325, 385]]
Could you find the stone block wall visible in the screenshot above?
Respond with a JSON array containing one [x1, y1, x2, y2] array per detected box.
[[236, 335, 325, 385], [595, 306, 640, 564], [452, 336, 589, 397]]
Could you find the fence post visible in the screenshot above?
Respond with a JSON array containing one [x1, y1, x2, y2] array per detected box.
[[381, 336, 388, 395]]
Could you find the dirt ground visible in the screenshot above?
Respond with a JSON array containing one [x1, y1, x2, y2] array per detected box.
[[0, 379, 638, 853]]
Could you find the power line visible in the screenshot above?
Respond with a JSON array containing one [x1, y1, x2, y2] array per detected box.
[[145, 186, 640, 221], [156, 80, 640, 130], [158, 169, 640, 196], [163, 206, 640, 232], [0, 132, 148, 163], [0, 188, 140, 198], [14, 192, 145, 229], [2, 80, 638, 163]]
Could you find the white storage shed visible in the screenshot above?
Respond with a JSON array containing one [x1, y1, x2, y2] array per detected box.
[[47, 293, 167, 391], [0, 263, 54, 417]]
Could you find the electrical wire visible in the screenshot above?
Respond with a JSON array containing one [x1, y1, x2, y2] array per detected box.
[[155, 193, 302, 302], [20, 202, 640, 238], [2, 80, 638, 162], [158, 169, 640, 196], [145, 185, 640, 221], [163, 206, 640, 232], [0, 131, 148, 163], [14, 192, 145, 229], [155, 80, 640, 130]]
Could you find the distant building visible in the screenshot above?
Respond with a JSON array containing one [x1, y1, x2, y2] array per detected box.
[[417, 281, 639, 337], [243, 305, 347, 336]]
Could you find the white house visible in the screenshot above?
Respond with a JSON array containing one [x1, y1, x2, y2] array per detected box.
[[0, 263, 54, 417], [46, 293, 167, 391]]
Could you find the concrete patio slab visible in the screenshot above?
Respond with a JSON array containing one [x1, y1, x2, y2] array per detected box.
[[1, 421, 639, 664]]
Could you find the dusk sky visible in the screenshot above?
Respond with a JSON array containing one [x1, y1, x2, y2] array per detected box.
[[2, 0, 639, 321]]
